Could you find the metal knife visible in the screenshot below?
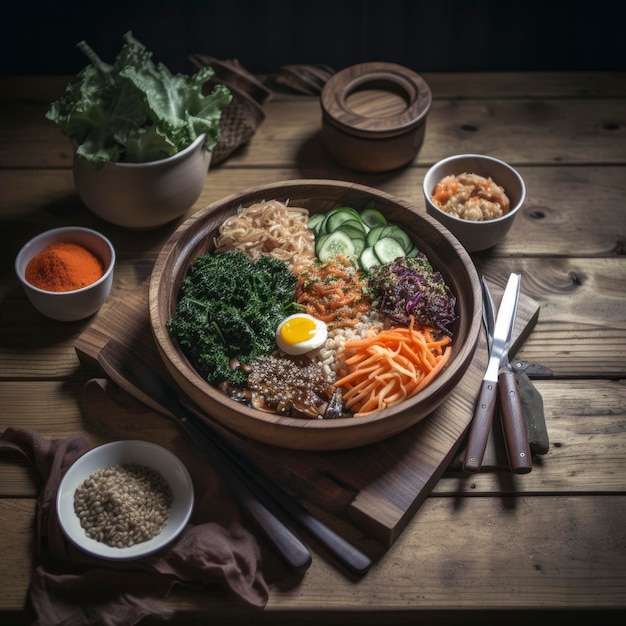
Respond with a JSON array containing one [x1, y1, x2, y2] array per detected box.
[[493, 284, 533, 474], [483, 280, 550, 456], [463, 273, 531, 473]]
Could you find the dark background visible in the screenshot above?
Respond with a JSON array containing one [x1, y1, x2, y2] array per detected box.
[[3, 0, 625, 77]]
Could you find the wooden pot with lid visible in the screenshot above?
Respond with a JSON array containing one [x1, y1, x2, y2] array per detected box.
[[320, 62, 432, 172]]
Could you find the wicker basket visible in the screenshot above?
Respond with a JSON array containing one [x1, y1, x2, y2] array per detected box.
[[189, 55, 271, 164]]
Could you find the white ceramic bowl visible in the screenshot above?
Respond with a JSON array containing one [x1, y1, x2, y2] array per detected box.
[[422, 154, 526, 252], [15, 226, 115, 321], [57, 440, 194, 561], [73, 134, 211, 229]]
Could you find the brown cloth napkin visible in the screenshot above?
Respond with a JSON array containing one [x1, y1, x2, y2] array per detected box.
[[0, 426, 271, 626]]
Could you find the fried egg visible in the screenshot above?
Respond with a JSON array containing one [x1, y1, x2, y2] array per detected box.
[[275, 313, 328, 355]]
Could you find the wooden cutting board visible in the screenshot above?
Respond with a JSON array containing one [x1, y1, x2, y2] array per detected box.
[[75, 279, 539, 547]]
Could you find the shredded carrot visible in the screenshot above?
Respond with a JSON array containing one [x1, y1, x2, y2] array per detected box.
[[334, 316, 452, 416], [296, 255, 371, 330]]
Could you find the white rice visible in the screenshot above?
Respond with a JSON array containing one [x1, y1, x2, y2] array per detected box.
[[316, 309, 383, 382]]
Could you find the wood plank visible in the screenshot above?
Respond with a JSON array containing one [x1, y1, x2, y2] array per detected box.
[[422, 71, 626, 99], [1, 496, 624, 616], [0, 499, 35, 612], [2, 257, 623, 380], [440, 379, 626, 492], [259, 496, 626, 612], [2, 72, 626, 103], [234, 98, 626, 166], [2, 379, 625, 499], [479, 257, 626, 378], [2, 97, 626, 169], [0, 163, 626, 264], [2, 164, 625, 259]]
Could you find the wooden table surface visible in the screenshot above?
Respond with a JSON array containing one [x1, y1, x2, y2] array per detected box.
[[1, 72, 625, 625]]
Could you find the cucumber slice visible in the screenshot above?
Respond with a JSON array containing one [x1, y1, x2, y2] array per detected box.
[[385, 226, 413, 253], [350, 237, 365, 257], [334, 206, 360, 217], [317, 230, 356, 262], [374, 237, 406, 264], [407, 246, 420, 258], [360, 207, 387, 229], [325, 208, 363, 232], [315, 233, 330, 257], [359, 246, 380, 271], [379, 225, 399, 239], [366, 225, 387, 247], [338, 224, 367, 241], [307, 212, 325, 234], [320, 211, 336, 234], [342, 218, 368, 233]]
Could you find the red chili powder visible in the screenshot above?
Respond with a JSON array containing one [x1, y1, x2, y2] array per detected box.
[[25, 242, 105, 292]]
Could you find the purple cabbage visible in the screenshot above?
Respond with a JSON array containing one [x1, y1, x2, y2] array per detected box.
[[367, 254, 457, 335]]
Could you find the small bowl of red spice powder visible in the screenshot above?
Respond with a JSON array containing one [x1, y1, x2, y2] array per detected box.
[[15, 227, 115, 321]]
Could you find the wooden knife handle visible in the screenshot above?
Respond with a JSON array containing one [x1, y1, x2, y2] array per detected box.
[[180, 417, 313, 574], [498, 369, 532, 474], [463, 379, 498, 473], [205, 426, 372, 575]]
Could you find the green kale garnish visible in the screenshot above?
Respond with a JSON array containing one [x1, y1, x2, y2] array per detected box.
[[167, 251, 298, 387], [46, 31, 232, 168]]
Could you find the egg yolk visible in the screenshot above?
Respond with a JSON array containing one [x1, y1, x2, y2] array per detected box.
[[279, 316, 317, 346]]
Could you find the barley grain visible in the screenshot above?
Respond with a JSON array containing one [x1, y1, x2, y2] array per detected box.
[[73, 463, 173, 548]]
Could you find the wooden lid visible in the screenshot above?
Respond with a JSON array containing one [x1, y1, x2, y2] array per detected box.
[[321, 62, 431, 138]]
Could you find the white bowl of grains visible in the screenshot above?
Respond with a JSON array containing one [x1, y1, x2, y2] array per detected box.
[[56, 440, 194, 561]]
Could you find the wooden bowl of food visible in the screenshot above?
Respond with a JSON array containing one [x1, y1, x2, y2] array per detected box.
[[149, 180, 481, 450]]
